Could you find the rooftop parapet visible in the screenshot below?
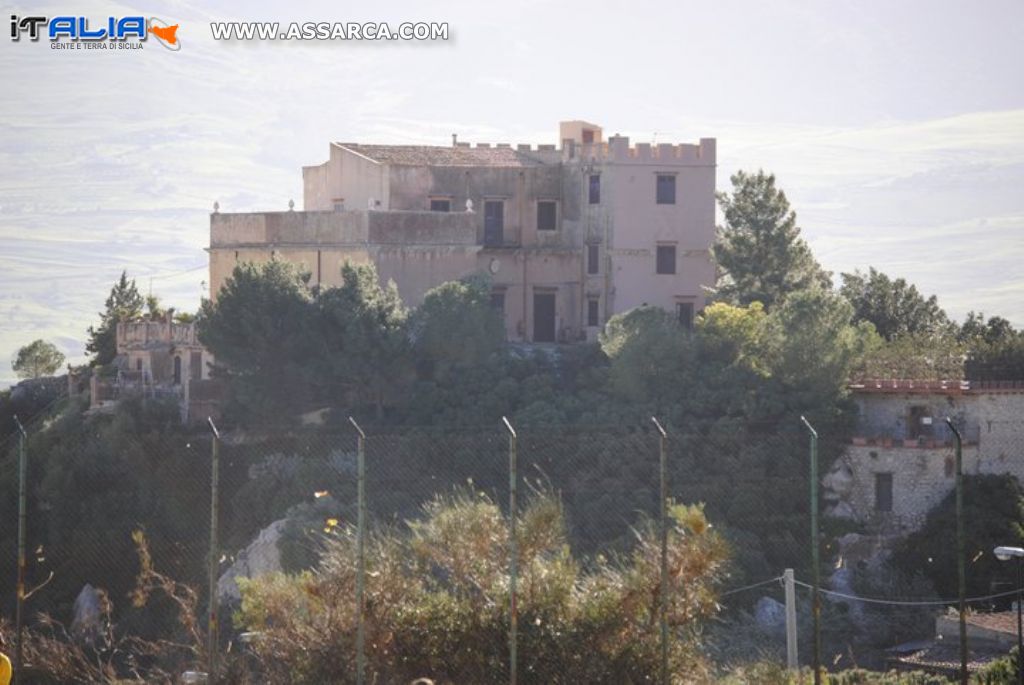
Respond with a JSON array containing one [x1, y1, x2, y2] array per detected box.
[[116, 316, 198, 352], [562, 135, 716, 165], [849, 379, 1024, 395], [210, 209, 479, 248]]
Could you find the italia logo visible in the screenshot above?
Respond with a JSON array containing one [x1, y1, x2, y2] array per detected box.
[[10, 15, 181, 50]]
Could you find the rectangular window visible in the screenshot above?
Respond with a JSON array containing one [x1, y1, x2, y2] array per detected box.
[[537, 201, 557, 231], [190, 351, 203, 381], [430, 198, 451, 212], [589, 174, 601, 204], [490, 291, 505, 314], [908, 405, 934, 440], [484, 200, 504, 246], [676, 302, 694, 329], [587, 298, 600, 327], [656, 244, 677, 275], [582, 129, 595, 144], [533, 292, 556, 343], [587, 244, 599, 275], [875, 473, 894, 512], [656, 174, 676, 204]]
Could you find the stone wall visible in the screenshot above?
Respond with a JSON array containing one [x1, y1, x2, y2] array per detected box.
[[827, 389, 1024, 533]]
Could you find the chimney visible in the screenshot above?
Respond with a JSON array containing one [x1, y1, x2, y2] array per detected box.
[[452, 133, 458, 147]]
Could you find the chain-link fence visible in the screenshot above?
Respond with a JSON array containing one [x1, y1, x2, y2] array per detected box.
[[2, 408, 1023, 682]]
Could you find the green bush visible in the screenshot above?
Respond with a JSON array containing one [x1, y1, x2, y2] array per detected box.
[[236, 490, 729, 683], [720, 663, 953, 684], [890, 474, 1024, 598]]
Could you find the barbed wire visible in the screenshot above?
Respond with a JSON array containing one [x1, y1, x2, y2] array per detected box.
[[793, 578, 1021, 607], [719, 576, 784, 597]]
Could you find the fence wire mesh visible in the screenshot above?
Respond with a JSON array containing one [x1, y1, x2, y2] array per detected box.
[[2, 409, 1023, 683]]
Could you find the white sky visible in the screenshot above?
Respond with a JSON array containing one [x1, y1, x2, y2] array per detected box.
[[1, 0, 1023, 387]]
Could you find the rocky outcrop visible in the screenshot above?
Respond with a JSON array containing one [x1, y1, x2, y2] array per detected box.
[[216, 519, 288, 603]]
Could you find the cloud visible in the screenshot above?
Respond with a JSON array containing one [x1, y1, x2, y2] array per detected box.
[[1, 1, 1021, 386]]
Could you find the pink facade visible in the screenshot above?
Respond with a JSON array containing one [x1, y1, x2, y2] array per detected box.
[[212, 121, 717, 343]]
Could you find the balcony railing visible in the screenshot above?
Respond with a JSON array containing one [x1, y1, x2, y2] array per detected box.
[[850, 420, 980, 447]]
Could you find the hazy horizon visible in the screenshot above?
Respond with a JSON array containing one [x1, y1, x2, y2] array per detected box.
[[2, 0, 1022, 387]]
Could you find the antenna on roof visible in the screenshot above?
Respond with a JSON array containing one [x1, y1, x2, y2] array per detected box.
[[452, 133, 458, 147]]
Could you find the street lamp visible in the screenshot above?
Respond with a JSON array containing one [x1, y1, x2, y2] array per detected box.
[[994, 545, 1024, 685]]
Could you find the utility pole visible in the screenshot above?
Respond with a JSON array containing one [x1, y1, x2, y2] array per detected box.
[[784, 568, 798, 670], [502, 417, 518, 685], [801, 416, 821, 685], [13, 415, 27, 685], [652, 417, 669, 685], [206, 418, 220, 677], [349, 417, 367, 685], [946, 417, 967, 685]]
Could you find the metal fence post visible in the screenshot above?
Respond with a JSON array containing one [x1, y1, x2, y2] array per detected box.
[[946, 417, 967, 685], [800, 416, 821, 685], [206, 418, 220, 676], [651, 417, 669, 685], [784, 568, 798, 670], [502, 417, 518, 685], [349, 417, 367, 685], [13, 415, 27, 685]]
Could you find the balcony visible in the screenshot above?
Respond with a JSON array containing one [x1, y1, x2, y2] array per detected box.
[[850, 420, 980, 448]]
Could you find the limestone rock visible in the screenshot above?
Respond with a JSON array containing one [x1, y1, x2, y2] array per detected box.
[[71, 584, 103, 644], [217, 519, 288, 603], [754, 596, 786, 633]]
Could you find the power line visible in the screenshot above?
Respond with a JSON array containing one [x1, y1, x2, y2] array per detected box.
[[792, 578, 1020, 607], [720, 576, 784, 597]]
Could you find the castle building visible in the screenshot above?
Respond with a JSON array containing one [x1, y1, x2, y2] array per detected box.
[[208, 120, 717, 342]]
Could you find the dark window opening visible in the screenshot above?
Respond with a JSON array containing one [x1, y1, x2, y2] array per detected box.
[[656, 245, 677, 274], [908, 405, 934, 441], [136, 358, 142, 371], [490, 291, 505, 314], [582, 129, 595, 144], [537, 201, 557, 231], [875, 473, 893, 512], [484, 200, 504, 246], [190, 351, 203, 381], [587, 244, 599, 275], [587, 298, 600, 327], [533, 292, 556, 343], [656, 174, 676, 204], [173, 356, 182, 385], [430, 198, 451, 212], [589, 175, 601, 204], [676, 303, 694, 329]]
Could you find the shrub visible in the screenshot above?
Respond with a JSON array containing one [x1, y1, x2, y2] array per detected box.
[[236, 490, 729, 683]]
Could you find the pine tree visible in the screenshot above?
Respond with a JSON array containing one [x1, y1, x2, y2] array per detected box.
[[86, 271, 144, 366], [713, 170, 830, 310]]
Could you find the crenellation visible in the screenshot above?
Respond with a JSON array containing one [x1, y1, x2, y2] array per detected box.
[[212, 119, 716, 345], [452, 135, 713, 166]]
